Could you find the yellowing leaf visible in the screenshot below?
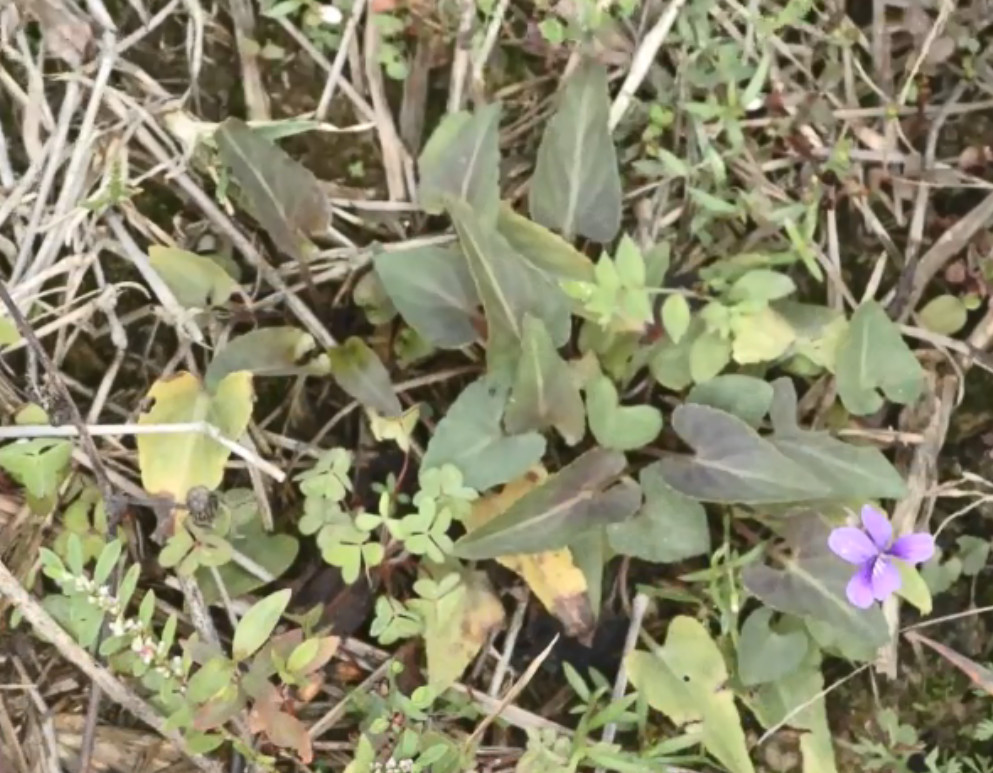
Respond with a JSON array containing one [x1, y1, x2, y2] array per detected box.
[[466, 469, 593, 638], [410, 571, 505, 693], [731, 306, 796, 364], [137, 371, 254, 502], [367, 404, 420, 452]]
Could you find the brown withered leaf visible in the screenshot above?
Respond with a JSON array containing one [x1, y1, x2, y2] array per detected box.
[[18, 0, 92, 67]]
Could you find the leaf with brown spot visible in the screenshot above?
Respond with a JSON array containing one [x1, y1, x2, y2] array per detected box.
[[216, 118, 330, 262], [466, 468, 594, 638]]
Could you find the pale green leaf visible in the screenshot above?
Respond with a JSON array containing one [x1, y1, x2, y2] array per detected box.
[[661, 294, 691, 344], [328, 336, 402, 417], [232, 589, 291, 661], [918, 293, 968, 336], [148, 246, 239, 308], [736, 608, 808, 686], [586, 374, 663, 451], [689, 330, 731, 383], [496, 204, 595, 282]]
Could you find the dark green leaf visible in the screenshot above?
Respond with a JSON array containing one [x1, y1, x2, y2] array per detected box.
[[658, 404, 830, 503], [373, 246, 481, 348], [608, 462, 710, 562], [419, 104, 501, 220], [687, 375, 773, 428], [529, 61, 622, 242], [835, 301, 924, 415], [741, 512, 890, 650], [454, 448, 640, 558], [205, 327, 330, 391], [505, 315, 586, 445], [422, 378, 546, 492], [449, 200, 570, 369], [215, 118, 329, 262], [328, 336, 402, 417]]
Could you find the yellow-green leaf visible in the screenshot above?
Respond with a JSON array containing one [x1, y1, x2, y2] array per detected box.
[[148, 246, 239, 308], [137, 371, 254, 501]]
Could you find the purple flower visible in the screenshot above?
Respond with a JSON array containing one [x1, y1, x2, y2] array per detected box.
[[828, 505, 935, 609]]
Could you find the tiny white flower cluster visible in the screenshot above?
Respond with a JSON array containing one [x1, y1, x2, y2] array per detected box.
[[64, 574, 183, 678], [373, 760, 413, 773]]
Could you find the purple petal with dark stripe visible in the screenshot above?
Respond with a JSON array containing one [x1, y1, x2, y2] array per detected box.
[[889, 533, 935, 564], [870, 556, 901, 601], [846, 562, 875, 609]]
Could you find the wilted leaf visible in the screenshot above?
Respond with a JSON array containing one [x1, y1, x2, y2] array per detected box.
[[586, 374, 663, 451], [918, 293, 968, 335], [419, 104, 500, 220], [215, 118, 329, 261], [466, 469, 594, 637], [454, 448, 640, 559], [529, 60, 622, 243], [658, 404, 830, 503], [137, 372, 254, 502], [233, 589, 291, 661], [366, 404, 420, 452], [422, 378, 546, 492], [497, 204, 595, 282], [205, 327, 331, 391], [627, 617, 755, 773], [688, 375, 772, 427], [449, 200, 570, 370], [736, 608, 808, 686], [409, 571, 505, 693], [505, 315, 586, 445], [835, 301, 924, 415], [905, 630, 993, 696], [266, 711, 313, 763], [607, 462, 710, 563], [328, 336, 401, 417], [373, 246, 481, 348], [768, 378, 907, 500], [741, 512, 890, 650], [148, 246, 239, 308]]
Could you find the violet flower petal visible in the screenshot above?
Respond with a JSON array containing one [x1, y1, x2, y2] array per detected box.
[[846, 562, 875, 609], [869, 556, 901, 601], [861, 504, 892, 550], [828, 527, 878, 565], [889, 533, 935, 564]]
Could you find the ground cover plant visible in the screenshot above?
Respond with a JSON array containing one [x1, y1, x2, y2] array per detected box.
[[3, 0, 993, 771]]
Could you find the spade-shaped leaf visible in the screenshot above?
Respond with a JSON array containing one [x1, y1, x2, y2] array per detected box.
[[205, 327, 331, 391], [835, 300, 925, 415], [529, 60, 622, 242], [736, 608, 808, 686], [505, 315, 585, 445], [741, 512, 890, 650], [418, 104, 501, 220], [658, 404, 830, 503], [454, 447, 640, 559], [586, 374, 663, 451], [627, 617, 755, 773], [328, 336, 402, 417], [607, 461, 710, 563], [496, 204, 595, 282], [137, 371, 254, 502], [767, 378, 907, 500], [422, 378, 546, 492], [449, 200, 570, 369], [215, 118, 329, 261], [466, 469, 594, 638], [373, 246, 481, 348], [148, 246, 239, 308]]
